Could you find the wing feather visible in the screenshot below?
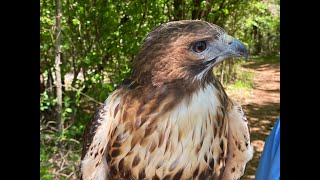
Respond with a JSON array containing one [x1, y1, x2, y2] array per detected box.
[[80, 91, 122, 180], [81, 104, 107, 159], [222, 102, 253, 180]]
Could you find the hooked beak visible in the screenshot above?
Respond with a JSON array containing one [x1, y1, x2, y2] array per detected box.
[[224, 34, 248, 60]]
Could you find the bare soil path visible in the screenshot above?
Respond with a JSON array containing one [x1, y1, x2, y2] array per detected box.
[[227, 58, 280, 179]]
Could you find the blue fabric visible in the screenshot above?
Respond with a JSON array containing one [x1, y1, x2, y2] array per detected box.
[[255, 118, 280, 180]]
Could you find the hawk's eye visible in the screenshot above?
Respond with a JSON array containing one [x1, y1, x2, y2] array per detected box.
[[192, 41, 207, 53]]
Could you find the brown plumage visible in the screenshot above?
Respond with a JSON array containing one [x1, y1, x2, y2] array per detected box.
[[80, 20, 253, 180]]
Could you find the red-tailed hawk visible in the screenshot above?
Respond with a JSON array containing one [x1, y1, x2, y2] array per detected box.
[[80, 20, 253, 180]]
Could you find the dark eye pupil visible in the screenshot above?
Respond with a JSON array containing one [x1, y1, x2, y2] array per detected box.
[[193, 41, 207, 53]]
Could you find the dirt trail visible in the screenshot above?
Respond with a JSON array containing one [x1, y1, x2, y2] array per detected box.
[[228, 59, 280, 179]]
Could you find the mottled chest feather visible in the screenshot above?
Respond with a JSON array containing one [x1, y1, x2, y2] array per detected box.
[[104, 83, 230, 180]]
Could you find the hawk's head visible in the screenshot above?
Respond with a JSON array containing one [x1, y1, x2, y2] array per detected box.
[[132, 20, 248, 87]]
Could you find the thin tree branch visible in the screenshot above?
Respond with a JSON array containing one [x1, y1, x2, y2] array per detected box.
[[43, 84, 104, 105]]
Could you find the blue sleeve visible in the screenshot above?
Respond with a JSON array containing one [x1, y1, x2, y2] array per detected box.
[[255, 118, 280, 180]]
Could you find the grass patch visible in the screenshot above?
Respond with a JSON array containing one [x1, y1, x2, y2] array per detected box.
[[226, 69, 255, 90], [40, 119, 83, 179], [232, 80, 254, 90], [249, 55, 280, 63]]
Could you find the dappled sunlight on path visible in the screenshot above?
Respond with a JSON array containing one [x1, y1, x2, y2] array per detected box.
[[227, 58, 280, 180]]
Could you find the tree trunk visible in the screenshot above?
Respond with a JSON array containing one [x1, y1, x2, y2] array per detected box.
[[252, 25, 262, 55], [165, 1, 174, 21], [40, 69, 45, 94], [173, 0, 183, 20], [220, 61, 225, 85], [44, 54, 54, 97], [192, 0, 201, 20], [228, 60, 234, 84], [202, 0, 214, 20], [70, 48, 79, 125], [256, 30, 262, 54], [70, 92, 76, 125], [54, 0, 63, 132], [267, 33, 271, 54]]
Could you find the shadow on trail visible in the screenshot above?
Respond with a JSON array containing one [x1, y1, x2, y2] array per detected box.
[[242, 102, 280, 179]]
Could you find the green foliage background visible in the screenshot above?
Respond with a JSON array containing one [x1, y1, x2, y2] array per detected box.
[[40, 0, 279, 179]]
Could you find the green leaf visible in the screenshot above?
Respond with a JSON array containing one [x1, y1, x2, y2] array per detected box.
[[72, 19, 80, 25], [79, 7, 84, 13], [222, 9, 229, 14], [65, 108, 72, 113]]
